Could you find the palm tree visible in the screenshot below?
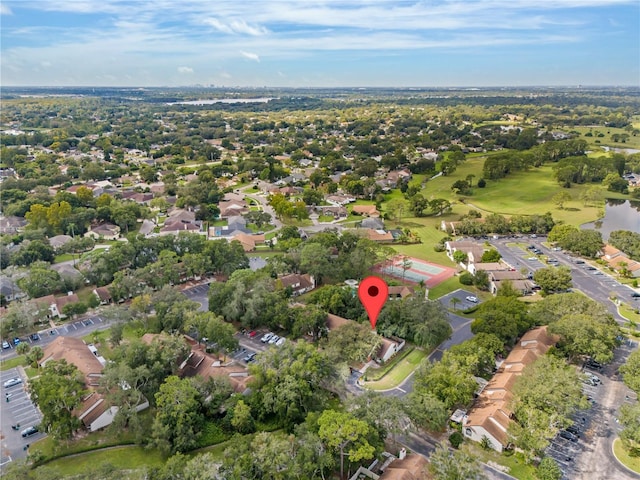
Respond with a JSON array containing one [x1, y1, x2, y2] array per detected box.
[[450, 297, 460, 311]]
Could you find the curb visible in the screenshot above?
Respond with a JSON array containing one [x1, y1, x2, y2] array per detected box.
[[611, 437, 640, 477]]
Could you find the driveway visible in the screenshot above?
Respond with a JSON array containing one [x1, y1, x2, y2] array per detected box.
[[181, 283, 210, 312], [0, 368, 44, 468]]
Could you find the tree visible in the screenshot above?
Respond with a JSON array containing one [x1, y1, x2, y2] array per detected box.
[[29, 360, 86, 439], [480, 249, 501, 263], [428, 442, 487, 480], [619, 402, 640, 456], [620, 349, 640, 394], [412, 358, 477, 410], [496, 280, 521, 297], [406, 391, 449, 432], [452, 251, 468, 264], [318, 409, 377, 480], [508, 356, 588, 461], [350, 392, 412, 447], [548, 313, 620, 364], [17, 262, 62, 298], [326, 322, 382, 363], [386, 198, 409, 223], [152, 375, 204, 454], [429, 198, 452, 216], [536, 457, 562, 480], [532, 266, 572, 294], [299, 242, 332, 285], [451, 179, 472, 195], [552, 192, 571, 210], [471, 297, 533, 346], [292, 304, 328, 341], [231, 399, 255, 434], [450, 297, 460, 310], [248, 342, 339, 428]]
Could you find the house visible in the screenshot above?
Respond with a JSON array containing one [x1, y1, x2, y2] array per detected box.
[[139, 219, 156, 236], [51, 263, 85, 284], [348, 451, 428, 480], [600, 244, 640, 278], [352, 205, 380, 217], [219, 199, 249, 218], [462, 326, 557, 451], [359, 229, 394, 243], [0, 276, 26, 303], [0, 215, 27, 234], [377, 337, 405, 363], [39, 336, 148, 432], [277, 273, 315, 296], [93, 286, 112, 305], [179, 348, 252, 394], [467, 262, 510, 276], [316, 205, 347, 218], [445, 240, 484, 265], [488, 271, 533, 295], [387, 285, 414, 300], [326, 194, 356, 206], [84, 223, 120, 241], [160, 209, 202, 235], [48, 235, 74, 252], [361, 217, 385, 230], [32, 293, 80, 319]]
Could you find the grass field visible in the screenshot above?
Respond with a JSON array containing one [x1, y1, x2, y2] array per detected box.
[[569, 126, 640, 151], [33, 446, 165, 478], [613, 438, 640, 474], [0, 355, 26, 371], [467, 444, 537, 480], [364, 348, 427, 390]]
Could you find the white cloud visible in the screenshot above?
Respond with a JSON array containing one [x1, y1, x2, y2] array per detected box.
[[0, 4, 12, 15], [203, 17, 267, 36], [240, 51, 260, 62], [41, 61, 52, 67], [177, 66, 194, 73]]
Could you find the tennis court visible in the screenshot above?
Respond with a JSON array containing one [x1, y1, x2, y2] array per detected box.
[[378, 256, 456, 287]]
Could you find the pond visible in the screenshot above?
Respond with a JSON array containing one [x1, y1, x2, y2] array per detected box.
[[582, 200, 640, 240]]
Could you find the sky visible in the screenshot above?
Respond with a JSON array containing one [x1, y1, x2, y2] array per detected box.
[[1, 0, 639, 88]]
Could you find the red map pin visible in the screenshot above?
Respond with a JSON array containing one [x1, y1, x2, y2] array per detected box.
[[358, 276, 389, 330]]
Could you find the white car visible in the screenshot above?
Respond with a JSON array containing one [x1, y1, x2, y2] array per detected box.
[[260, 332, 273, 343], [4, 377, 22, 388], [465, 296, 478, 303], [275, 337, 286, 347], [268, 335, 280, 345]]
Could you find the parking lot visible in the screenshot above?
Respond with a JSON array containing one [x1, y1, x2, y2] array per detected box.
[[438, 289, 483, 311], [233, 329, 290, 364], [1, 315, 110, 363], [1, 368, 45, 467]]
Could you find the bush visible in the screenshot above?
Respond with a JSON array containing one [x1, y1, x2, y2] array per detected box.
[[459, 272, 474, 285], [434, 243, 446, 252], [449, 431, 463, 449], [477, 178, 486, 188]]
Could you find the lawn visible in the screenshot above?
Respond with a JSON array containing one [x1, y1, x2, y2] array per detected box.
[[613, 438, 640, 474], [0, 355, 26, 371], [364, 348, 427, 390], [466, 443, 537, 480], [569, 125, 640, 151], [33, 446, 166, 478], [427, 276, 463, 300]]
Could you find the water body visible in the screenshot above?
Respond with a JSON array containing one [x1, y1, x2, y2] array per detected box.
[[582, 200, 640, 240], [167, 97, 276, 105]]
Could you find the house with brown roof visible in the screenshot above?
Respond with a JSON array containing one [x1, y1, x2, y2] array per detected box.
[[445, 240, 484, 266], [31, 293, 80, 319], [462, 326, 557, 451], [179, 349, 252, 394], [600, 243, 640, 278], [93, 286, 112, 305], [277, 273, 315, 296], [488, 270, 534, 295], [39, 336, 148, 433], [388, 285, 415, 300], [352, 205, 380, 217]]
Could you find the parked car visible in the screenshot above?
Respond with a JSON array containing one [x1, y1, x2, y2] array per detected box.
[[243, 352, 257, 363], [559, 430, 578, 442], [248, 330, 258, 338], [586, 266, 597, 271], [13, 338, 21, 346], [30, 333, 40, 342], [566, 425, 581, 436], [268, 335, 280, 345], [2, 340, 10, 349], [276, 337, 286, 347], [21, 426, 38, 438], [574, 260, 585, 264], [465, 296, 479, 303], [260, 333, 273, 343], [630, 292, 640, 298], [4, 377, 22, 388]]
